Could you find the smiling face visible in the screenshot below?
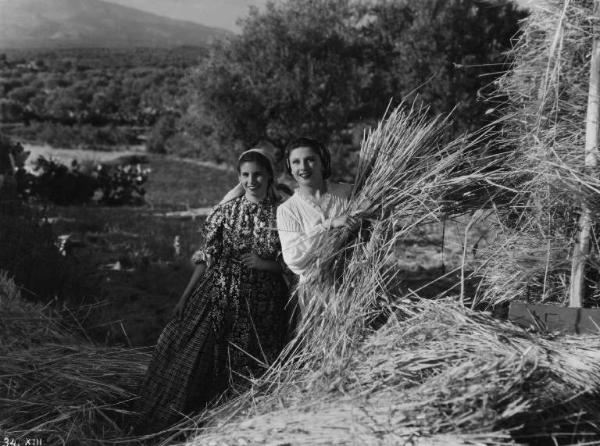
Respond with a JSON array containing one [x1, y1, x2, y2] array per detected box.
[[238, 160, 270, 202], [288, 146, 325, 189]]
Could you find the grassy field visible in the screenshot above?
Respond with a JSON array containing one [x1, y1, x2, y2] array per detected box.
[[21, 148, 495, 348], [39, 153, 238, 346]]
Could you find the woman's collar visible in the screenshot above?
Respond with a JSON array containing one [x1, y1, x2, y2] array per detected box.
[[296, 181, 329, 200]]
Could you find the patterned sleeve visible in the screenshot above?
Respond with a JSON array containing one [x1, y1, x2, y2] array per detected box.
[[192, 205, 225, 264]]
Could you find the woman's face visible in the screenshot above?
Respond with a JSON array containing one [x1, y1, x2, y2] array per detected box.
[[288, 146, 324, 188], [239, 161, 270, 202]]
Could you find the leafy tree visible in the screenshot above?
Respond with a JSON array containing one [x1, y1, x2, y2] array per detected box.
[[0, 99, 24, 122], [190, 0, 525, 164], [193, 0, 367, 149], [0, 47, 207, 147], [147, 113, 177, 154], [8, 85, 38, 103]]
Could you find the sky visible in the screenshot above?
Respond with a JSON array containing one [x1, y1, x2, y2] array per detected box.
[[105, 0, 272, 32]]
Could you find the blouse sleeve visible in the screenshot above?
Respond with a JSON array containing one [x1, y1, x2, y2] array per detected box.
[[276, 205, 330, 276], [192, 205, 225, 264]]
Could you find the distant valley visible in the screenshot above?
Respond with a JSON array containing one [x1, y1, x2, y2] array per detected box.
[[0, 0, 230, 49]]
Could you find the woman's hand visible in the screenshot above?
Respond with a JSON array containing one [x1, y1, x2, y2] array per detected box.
[[329, 215, 360, 230], [241, 251, 265, 270]]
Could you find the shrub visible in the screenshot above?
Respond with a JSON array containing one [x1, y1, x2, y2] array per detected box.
[[94, 162, 150, 205], [0, 187, 67, 301], [17, 157, 151, 206]]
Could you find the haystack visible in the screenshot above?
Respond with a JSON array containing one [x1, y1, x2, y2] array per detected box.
[[170, 94, 600, 445], [0, 271, 150, 445], [478, 0, 600, 307], [136, 2, 600, 443], [189, 303, 600, 445]]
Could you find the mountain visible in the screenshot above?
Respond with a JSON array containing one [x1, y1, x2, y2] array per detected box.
[[0, 0, 230, 49]]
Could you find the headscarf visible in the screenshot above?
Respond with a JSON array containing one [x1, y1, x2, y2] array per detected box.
[[219, 148, 288, 204]]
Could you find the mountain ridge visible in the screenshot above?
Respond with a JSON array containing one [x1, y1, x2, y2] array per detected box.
[[0, 0, 230, 49]]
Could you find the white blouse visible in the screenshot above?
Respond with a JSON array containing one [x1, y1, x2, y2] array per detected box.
[[276, 182, 353, 278]]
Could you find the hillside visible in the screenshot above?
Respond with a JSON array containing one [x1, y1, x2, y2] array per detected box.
[[0, 0, 230, 49]]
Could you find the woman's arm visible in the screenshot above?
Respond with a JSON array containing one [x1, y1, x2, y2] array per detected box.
[[277, 208, 359, 276], [173, 262, 206, 319], [173, 206, 224, 319], [276, 206, 328, 276]]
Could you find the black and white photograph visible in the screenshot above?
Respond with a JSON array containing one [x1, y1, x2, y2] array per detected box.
[[2, 0, 600, 444]]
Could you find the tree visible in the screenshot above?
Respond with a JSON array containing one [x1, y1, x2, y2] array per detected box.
[[193, 0, 369, 149], [0, 99, 24, 122], [189, 0, 525, 164], [147, 113, 177, 154]]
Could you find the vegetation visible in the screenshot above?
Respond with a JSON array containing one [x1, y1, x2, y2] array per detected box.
[[0, 2, 525, 169], [0, 47, 206, 149], [0, 131, 238, 346], [182, 103, 600, 446], [17, 156, 150, 206], [0, 272, 148, 444], [184, 0, 525, 168]]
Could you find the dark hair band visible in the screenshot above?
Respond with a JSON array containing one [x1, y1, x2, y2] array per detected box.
[[284, 137, 331, 180]]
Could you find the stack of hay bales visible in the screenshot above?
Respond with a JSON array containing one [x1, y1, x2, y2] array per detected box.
[[479, 0, 600, 307], [0, 271, 149, 444], [172, 2, 600, 445]]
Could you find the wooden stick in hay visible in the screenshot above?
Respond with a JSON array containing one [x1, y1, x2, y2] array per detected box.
[[570, 0, 600, 308]]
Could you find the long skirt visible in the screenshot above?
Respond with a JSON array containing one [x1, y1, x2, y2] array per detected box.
[[135, 274, 228, 432]]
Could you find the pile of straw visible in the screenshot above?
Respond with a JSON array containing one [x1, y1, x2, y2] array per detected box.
[[478, 0, 600, 307], [0, 271, 149, 444], [170, 102, 600, 445], [189, 303, 600, 446]]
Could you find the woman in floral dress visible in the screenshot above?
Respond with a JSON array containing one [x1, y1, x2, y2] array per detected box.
[[136, 148, 288, 431]]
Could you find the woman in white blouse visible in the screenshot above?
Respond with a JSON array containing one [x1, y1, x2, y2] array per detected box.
[[276, 138, 358, 289]]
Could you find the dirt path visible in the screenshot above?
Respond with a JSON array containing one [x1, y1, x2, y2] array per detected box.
[[23, 143, 146, 171], [22, 143, 234, 173], [169, 156, 234, 172]]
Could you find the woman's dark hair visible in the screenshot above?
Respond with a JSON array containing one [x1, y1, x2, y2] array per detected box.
[[284, 137, 331, 180], [237, 151, 274, 179]]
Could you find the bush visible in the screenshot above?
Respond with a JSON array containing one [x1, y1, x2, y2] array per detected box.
[[147, 113, 176, 154], [0, 193, 67, 301], [17, 157, 151, 206], [94, 162, 150, 205]]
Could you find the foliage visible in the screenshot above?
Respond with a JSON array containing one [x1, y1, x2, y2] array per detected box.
[[188, 0, 525, 166], [0, 47, 205, 148], [17, 157, 151, 206], [95, 163, 150, 205], [0, 135, 67, 300], [147, 113, 177, 154]]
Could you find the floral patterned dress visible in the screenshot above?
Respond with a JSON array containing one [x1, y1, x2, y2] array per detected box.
[[136, 196, 288, 431]]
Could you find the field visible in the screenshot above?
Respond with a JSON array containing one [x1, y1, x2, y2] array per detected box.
[[31, 148, 238, 346], [19, 145, 495, 349]]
